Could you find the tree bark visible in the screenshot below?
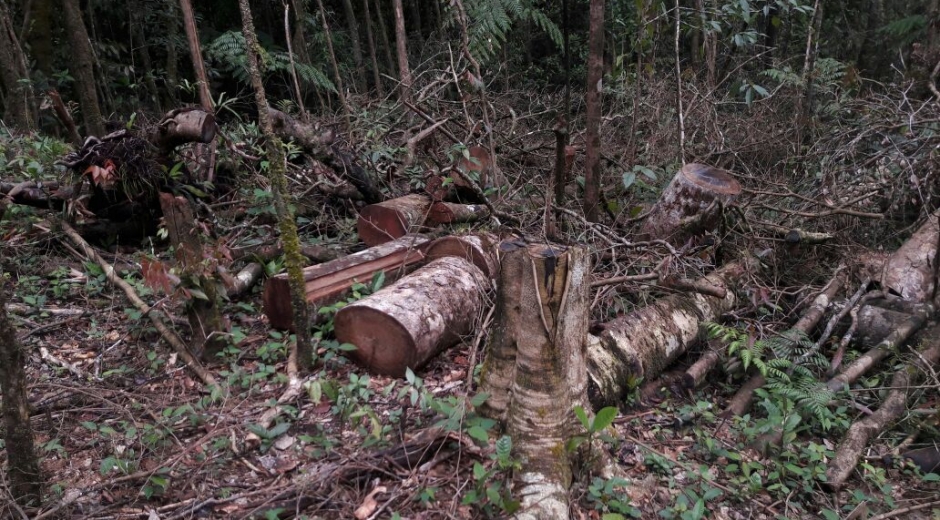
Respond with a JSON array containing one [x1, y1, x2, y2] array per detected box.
[[639, 163, 742, 245], [315, 0, 352, 125], [263, 234, 430, 330], [159, 193, 226, 360], [335, 256, 490, 376], [60, 0, 104, 137], [340, 0, 366, 92], [588, 258, 754, 409], [392, 0, 412, 104], [425, 233, 500, 279], [583, 0, 604, 222], [882, 209, 940, 302], [373, 0, 395, 74], [179, 0, 213, 110], [238, 0, 314, 368], [361, 0, 384, 95], [478, 243, 592, 520], [0, 1, 35, 130], [0, 273, 42, 505]]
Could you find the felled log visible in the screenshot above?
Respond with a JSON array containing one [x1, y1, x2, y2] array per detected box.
[[639, 163, 741, 245], [826, 323, 940, 490], [682, 347, 722, 390], [856, 303, 917, 346], [721, 269, 847, 419], [882, 209, 940, 301], [587, 258, 754, 409], [263, 234, 430, 330], [0, 181, 68, 210], [426, 201, 490, 225], [152, 107, 216, 152], [478, 243, 591, 520], [827, 305, 932, 392], [357, 194, 431, 246], [334, 256, 490, 376], [424, 233, 500, 279]]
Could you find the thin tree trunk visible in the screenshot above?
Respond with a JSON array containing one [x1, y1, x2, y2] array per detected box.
[[392, 0, 412, 104], [362, 0, 384, 95], [374, 0, 395, 74], [179, 0, 213, 110], [340, 0, 366, 92], [0, 1, 34, 130], [237, 0, 314, 369], [165, 3, 181, 107], [0, 275, 42, 505], [24, 0, 53, 76], [799, 0, 823, 126], [408, 0, 422, 38], [133, 6, 162, 113], [60, 0, 104, 136], [290, 0, 312, 65], [315, 0, 352, 126], [584, 0, 604, 222]]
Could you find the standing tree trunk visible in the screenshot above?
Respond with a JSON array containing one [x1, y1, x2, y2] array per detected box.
[[315, 0, 352, 125], [179, 0, 213, 111], [373, 0, 395, 75], [361, 0, 384, 95], [291, 0, 312, 66], [479, 243, 592, 520], [0, 1, 35, 130], [408, 0, 422, 38], [60, 0, 104, 137], [237, 0, 314, 369], [799, 0, 823, 125], [583, 0, 605, 222], [340, 0, 366, 92], [0, 273, 42, 505], [392, 0, 412, 104]]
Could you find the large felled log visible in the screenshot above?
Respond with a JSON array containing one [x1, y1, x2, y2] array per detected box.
[[357, 194, 431, 246], [639, 163, 741, 245], [425, 233, 500, 279], [826, 324, 940, 490], [478, 243, 592, 520], [334, 256, 490, 376], [152, 107, 216, 152], [882, 209, 940, 302], [426, 201, 490, 225], [263, 234, 429, 330], [587, 258, 754, 409]]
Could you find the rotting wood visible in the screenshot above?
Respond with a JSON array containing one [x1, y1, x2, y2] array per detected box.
[[478, 242, 592, 520], [357, 194, 432, 246], [826, 324, 940, 490], [683, 347, 722, 390], [639, 163, 742, 245], [263, 234, 430, 330], [334, 255, 490, 376], [827, 305, 932, 392], [587, 258, 754, 409], [153, 107, 216, 153], [882, 209, 940, 302], [424, 233, 500, 279]]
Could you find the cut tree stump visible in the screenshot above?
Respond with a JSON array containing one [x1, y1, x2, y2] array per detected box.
[[478, 242, 592, 520], [882, 209, 940, 302], [826, 323, 940, 491], [424, 233, 500, 279], [587, 258, 754, 409], [263, 234, 430, 330], [333, 255, 490, 376], [357, 194, 431, 246], [639, 163, 741, 245], [153, 107, 216, 152]]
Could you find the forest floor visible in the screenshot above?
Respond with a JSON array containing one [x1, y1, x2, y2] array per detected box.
[[3, 86, 940, 520]]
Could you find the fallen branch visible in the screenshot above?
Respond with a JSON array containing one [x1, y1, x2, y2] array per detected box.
[[57, 219, 217, 387]]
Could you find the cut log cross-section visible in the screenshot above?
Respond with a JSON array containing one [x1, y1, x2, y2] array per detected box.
[[263, 234, 430, 330], [640, 163, 742, 245], [153, 107, 216, 153], [334, 255, 491, 376], [357, 194, 431, 246], [424, 233, 500, 279]]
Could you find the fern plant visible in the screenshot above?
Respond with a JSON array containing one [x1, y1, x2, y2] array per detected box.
[[706, 323, 837, 430], [206, 31, 335, 93], [442, 0, 563, 64]]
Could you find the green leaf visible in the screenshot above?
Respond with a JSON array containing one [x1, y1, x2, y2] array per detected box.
[[467, 425, 489, 443], [573, 406, 590, 429], [592, 406, 618, 432], [470, 392, 489, 408], [622, 171, 636, 189]]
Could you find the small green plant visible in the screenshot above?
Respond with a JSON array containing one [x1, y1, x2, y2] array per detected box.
[[462, 435, 521, 517], [585, 477, 642, 519]]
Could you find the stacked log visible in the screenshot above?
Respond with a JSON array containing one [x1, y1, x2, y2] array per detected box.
[[357, 194, 431, 246], [263, 234, 430, 330], [424, 233, 500, 279]]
